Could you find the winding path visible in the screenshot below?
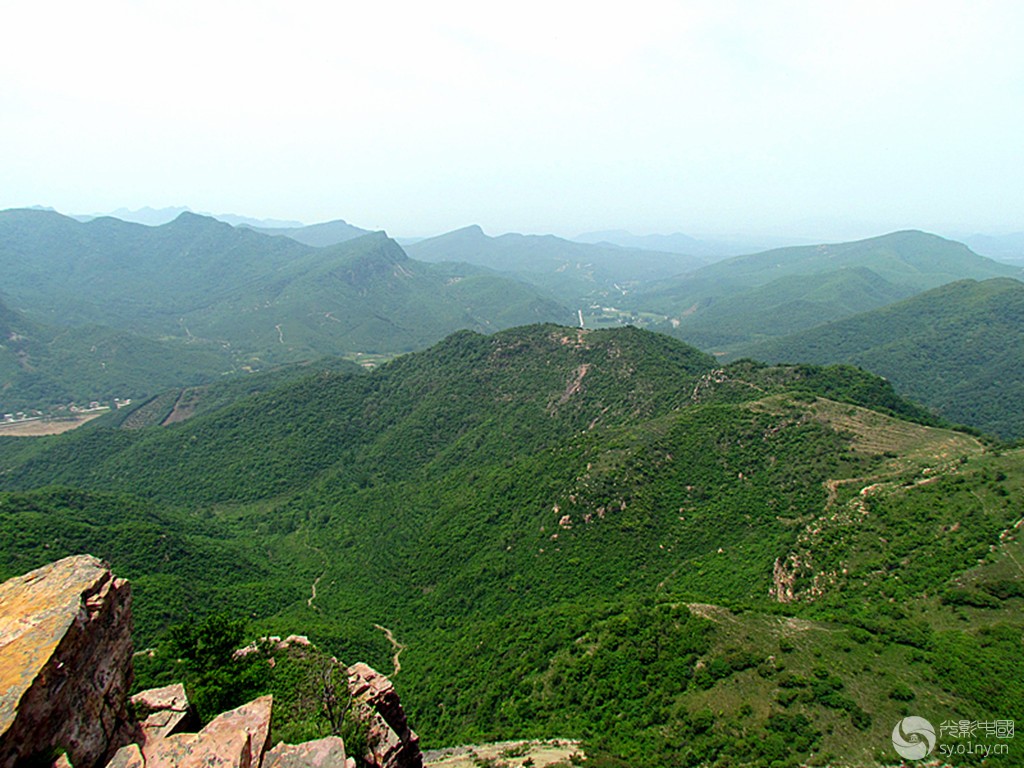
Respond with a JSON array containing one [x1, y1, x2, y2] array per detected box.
[[303, 531, 328, 612], [374, 623, 406, 676]]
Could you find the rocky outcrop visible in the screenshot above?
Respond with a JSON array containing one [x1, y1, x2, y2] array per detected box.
[[0, 557, 422, 768], [348, 663, 422, 768], [128, 694, 273, 768], [0, 555, 135, 768]]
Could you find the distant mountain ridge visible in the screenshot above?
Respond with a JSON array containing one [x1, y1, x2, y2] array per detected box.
[[406, 224, 705, 304], [638, 229, 1023, 352], [0, 209, 574, 404], [243, 218, 371, 247], [74, 205, 306, 229], [573, 229, 802, 260], [738, 276, 1024, 438]]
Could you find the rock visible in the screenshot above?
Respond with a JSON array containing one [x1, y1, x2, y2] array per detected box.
[[131, 682, 195, 741], [105, 743, 145, 768], [263, 736, 347, 768], [347, 663, 422, 768], [0, 555, 134, 768], [140, 694, 273, 768]]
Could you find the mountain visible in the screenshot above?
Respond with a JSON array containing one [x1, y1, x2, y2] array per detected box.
[[650, 266, 917, 351], [0, 295, 238, 413], [737, 277, 1024, 439], [245, 218, 372, 247], [0, 209, 574, 371], [76, 206, 306, 228], [405, 225, 705, 304], [2, 324, 1020, 766], [637, 230, 1023, 351], [575, 229, 707, 255], [573, 229, 795, 260]]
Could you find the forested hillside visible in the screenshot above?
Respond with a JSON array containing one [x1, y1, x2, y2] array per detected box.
[[740, 278, 1024, 438], [638, 230, 1022, 351], [0, 209, 575, 411], [406, 225, 704, 304], [1, 324, 1020, 767]]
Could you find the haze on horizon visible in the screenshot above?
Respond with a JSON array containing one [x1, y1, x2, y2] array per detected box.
[[2, 0, 1023, 242]]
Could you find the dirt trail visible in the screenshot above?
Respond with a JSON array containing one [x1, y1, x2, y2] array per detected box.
[[303, 532, 328, 611], [308, 574, 323, 607], [374, 624, 406, 676]]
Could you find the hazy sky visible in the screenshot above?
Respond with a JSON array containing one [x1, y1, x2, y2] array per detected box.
[[3, 1, 1023, 239]]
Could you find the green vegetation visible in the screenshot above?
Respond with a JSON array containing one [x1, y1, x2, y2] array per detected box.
[[406, 225, 704, 305], [0, 209, 573, 412], [0, 296, 237, 413], [741, 278, 1024, 438], [635, 230, 1021, 350], [1, 324, 1021, 767]]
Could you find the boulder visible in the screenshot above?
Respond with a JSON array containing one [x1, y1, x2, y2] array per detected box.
[[131, 682, 195, 742], [105, 743, 145, 768], [0, 555, 134, 768], [263, 736, 349, 768]]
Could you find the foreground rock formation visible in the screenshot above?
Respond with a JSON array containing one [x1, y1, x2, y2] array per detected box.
[[0, 555, 135, 768], [0, 556, 422, 768]]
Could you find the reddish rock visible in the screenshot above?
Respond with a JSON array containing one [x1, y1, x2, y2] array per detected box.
[[263, 736, 348, 767], [140, 694, 273, 768], [105, 743, 145, 768], [347, 663, 422, 768], [0, 555, 134, 768], [131, 682, 195, 741]]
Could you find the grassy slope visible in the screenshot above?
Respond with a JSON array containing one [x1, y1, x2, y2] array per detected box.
[[649, 267, 916, 351], [0, 295, 237, 412]]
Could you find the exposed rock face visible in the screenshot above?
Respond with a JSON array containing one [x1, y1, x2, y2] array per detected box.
[[348, 663, 423, 768], [0, 555, 134, 768]]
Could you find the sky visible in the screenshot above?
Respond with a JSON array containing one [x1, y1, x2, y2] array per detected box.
[[2, 0, 1023, 240]]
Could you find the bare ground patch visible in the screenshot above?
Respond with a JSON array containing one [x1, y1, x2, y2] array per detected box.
[[424, 739, 582, 768], [0, 411, 107, 436]]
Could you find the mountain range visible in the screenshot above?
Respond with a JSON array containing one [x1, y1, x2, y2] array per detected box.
[[405, 225, 705, 304], [4, 207, 1024, 445], [0, 209, 573, 391], [638, 230, 1022, 350]]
